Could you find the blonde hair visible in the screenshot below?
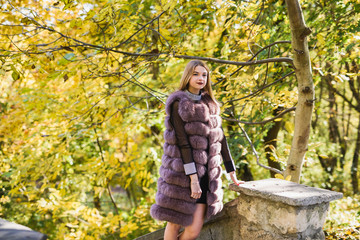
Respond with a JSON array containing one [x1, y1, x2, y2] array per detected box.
[[178, 60, 218, 104]]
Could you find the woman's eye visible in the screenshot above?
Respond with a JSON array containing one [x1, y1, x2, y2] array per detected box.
[[193, 73, 198, 76]]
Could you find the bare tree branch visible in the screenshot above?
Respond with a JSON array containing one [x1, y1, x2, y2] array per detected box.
[[247, 0, 266, 56], [70, 92, 112, 122], [94, 128, 120, 228], [326, 79, 359, 112], [229, 40, 292, 77], [5, 1, 293, 70], [214, 40, 292, 86], [230, 112, 283, 175], [174, 55, 293, 66], [223, 107, 296, 125], [227, 71, 295, 103], [113, 11, 166, 48], [345, 60, 360, 106]]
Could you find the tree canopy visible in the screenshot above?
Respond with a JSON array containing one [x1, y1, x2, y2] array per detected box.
[[0, 0, 359, 239]]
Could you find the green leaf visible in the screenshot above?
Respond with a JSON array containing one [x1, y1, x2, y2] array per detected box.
[[11, 70, 20, 81]]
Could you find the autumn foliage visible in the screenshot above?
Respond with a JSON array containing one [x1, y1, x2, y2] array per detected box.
[[0, 0, 359, 239]]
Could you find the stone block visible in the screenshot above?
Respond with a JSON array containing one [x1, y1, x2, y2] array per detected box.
[[0, 218, 47, 240], [230, 178, 343, 240], [139, 178, 343, 240]]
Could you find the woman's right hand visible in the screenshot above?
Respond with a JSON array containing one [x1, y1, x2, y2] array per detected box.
[[190, 181, 202, 199], [189, 174, 202, 199]]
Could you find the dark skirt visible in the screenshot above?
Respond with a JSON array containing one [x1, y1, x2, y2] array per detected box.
[[196, 171, 209, 204]]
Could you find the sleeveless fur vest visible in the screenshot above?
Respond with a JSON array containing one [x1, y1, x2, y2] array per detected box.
[[150, 90, 224, 226]]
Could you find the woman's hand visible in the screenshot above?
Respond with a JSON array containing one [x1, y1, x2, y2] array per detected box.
[[229, 171, 245, 185], [189, 174, 202, 199], [190, 181, 202, 199]]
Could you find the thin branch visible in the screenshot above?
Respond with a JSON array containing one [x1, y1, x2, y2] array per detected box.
[[6, 1, 292, 70], [94, 128, 120, 229], [6, 0, 44, 27], [231, 112, 283, 175], [143, 25, 171, 49], [223, 107, 296, 125], [174, 7, 192, 33], [252, 41, 291, 61], [229, 40, 292, 77], [174, 55, 293, 66], [121, 66, 166, 104], [0, 23, 37, 27], [96, 48, 294, 67], [263, 45, 271, 85], [88, 98, 145, 128], [107, 183, 120, 216], [70, 92, 112, 122], [0, 27, 40, 36], [228, 71, 295, 103], [329, 83, 359, 112], [247, 0, 265, 56], [2, 36, 293, 68], [113, 11, 166, 48], [108, 50, 168, 98], [214, 40, 292, 86], [345, 61, 360, 105], [32, 37, 62, 47]]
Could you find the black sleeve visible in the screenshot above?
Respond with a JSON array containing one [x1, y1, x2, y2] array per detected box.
[[170, 101, 197, 175], [221, 127, 236, 173]]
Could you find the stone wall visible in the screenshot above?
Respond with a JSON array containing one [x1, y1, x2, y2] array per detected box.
[[0, 218, 47, 240], [228, 178, 343, 240], [136, 178, 343, 240]]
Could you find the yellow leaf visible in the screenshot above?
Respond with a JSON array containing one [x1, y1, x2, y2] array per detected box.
[[317, 32, 325, 45], [284, 121, 294, 133], [262, 33, 270, 40], [275, 174, 284, 179]]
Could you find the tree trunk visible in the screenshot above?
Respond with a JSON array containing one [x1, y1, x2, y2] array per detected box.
[[94, 194, 101, 211], [225, 105, 254, 181], [324, 63, 340, 175], [323, 62, 347, 180], [264, 108, 283, 177], [351, 114, 360, 194], [284, 0, 314, 183], [239, 160, 254, 181]]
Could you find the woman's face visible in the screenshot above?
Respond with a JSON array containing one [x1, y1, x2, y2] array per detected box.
[[188, 66, 207, 94]]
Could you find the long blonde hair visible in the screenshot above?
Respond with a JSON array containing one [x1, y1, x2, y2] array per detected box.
[[178, 60, 218, 104]]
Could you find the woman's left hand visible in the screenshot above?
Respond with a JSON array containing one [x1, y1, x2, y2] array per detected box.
[[229, 171, 245, 185]]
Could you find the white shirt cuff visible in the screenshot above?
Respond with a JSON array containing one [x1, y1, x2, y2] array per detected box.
[[184, 162, 197, 175]]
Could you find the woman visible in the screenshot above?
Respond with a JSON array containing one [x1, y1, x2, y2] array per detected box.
[[150, 60, 244, 240]]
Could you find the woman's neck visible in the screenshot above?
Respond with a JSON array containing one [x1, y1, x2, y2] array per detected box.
[[185, 89, 202, 101], [187, 87, 200, 95]]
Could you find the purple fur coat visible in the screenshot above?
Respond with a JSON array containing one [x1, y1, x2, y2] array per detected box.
[[150, 90, 224, 226]]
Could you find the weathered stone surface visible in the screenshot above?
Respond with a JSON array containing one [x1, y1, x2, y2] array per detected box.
[[237, 192, 329, 239], [135, 198, 241, 240], [240, 217, 325, 240], [229, 178, 343, 206], [0, 218, 47, 240], [134, 228, 164, 240], [230, 178, 343, 240], [139, 178, 343, 240], [197, 197, 241, 240]]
